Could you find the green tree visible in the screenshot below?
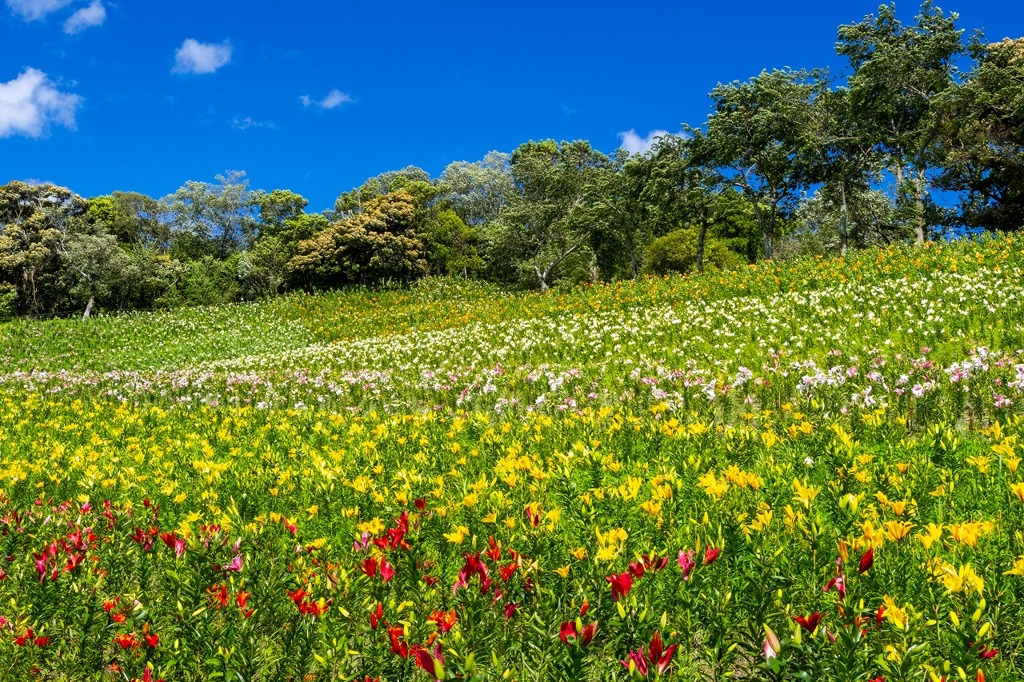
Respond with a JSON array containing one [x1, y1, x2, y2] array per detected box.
[[584, 150, 653, 280], [641, 228, 745, 276], [702, 69, 825, 260], [836, 0, 965, 243], [422, 209, 483, 277], [0, 181, 87, 315], [500, 140, 609, 290], [646, 133, 755, 272], [792, 186, 901, 257], [440, 152, 515, 227], [935, 37, 1024, 232], [87, 191, 169, 251], [163, 170, 261, 258], [287, 191, 428, 288], [257, 189, 309, 237], [803, 86, 889, 255], [58, 228, 136, 319], [333, 166, 434, 217]]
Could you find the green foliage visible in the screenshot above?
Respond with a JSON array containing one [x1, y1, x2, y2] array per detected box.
[[288, 190, 428, 288], [163, 170, 260, 259], [501, 139, 609, 290], [0, 1, 1021, 316], [158, 256, 240, 307], [440, 152, 515, 226], [257, 189, 309, 237], [936, 38, 1024, 232], [88, 191, 169, 249], [422, 209, 484, 277], [836, 0, 965, 242], [702, 69, 827, 259], [0, 181, 88, 315], [641, 228, 745, 276]]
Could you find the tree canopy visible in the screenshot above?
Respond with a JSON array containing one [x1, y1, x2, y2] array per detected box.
[[2, 1, 1022, 319]]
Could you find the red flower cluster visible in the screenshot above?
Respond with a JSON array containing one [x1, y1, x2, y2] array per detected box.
[[373, 512, 411, 551], [621, 631, 678, 677], [31, 526, 97, 583], [287, 588, 331, 617], [360, 556, 395, 582], [428, 609, 458, 633], [13, 628, 48, 647], [159, 531, 186, 558]]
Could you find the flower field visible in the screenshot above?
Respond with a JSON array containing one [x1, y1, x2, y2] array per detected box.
[[2, 238, 1024, 681]]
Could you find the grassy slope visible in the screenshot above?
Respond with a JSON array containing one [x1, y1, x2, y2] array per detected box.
[[0, 236, 1020, 375]]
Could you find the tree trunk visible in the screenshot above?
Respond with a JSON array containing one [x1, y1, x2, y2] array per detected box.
[[839, 184, 849, 257], [696, 221, 708, 274], [629, 234, 638, 280], [534, 259, 548, 292], [748, 196, 773, 260], [82, 295, 94, 321], [913, 169, 926, 245]]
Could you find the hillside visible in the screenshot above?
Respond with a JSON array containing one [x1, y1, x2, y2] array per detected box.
[[0, 237, 1023, 680]]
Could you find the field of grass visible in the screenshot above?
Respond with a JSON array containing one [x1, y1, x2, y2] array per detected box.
[[1, 237, 1023, 681]]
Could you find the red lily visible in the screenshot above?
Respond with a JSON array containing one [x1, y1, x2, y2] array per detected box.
[[621, 648, 650, 677], [207, 583, 229, 609], [159, 532, 185, 558], [499, 561, 518, 582], [524, 504, 541, 528], [114, 633, 139, 650], [387, 625, 409, 658], [824, 575, 846, 599], [369, 602, 383, 629], [411, 643, 445, 680], [428, 609, 457, 633], [793, 612, 823, 634], [704, 547, 721, 565], [580, 621, 598, 646], [453, 552, 488, 593], [858, 548, 874, 574], [642, 554, 669, 572], [560, 620, 597, 646], [606, 570, 634, 601], [647, 631, 678, 675], [360, 556, 378, 577], [132, 526, 156, 551]]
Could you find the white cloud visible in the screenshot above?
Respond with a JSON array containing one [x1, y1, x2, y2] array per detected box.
[[0, 68, 82, 138], [618, 129, 671, 156], [63, 0, 105, 34], [232, 116, 274, 130], [5, 0, 73, 20], [300, 89, 352, 110], [172, 39, 232, 75]]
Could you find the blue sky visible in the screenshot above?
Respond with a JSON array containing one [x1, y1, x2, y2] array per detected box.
[[2, 1, 1023, 211]]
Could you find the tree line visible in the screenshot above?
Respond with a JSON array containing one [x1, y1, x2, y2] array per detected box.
[[2, 1, 1022, 319]]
